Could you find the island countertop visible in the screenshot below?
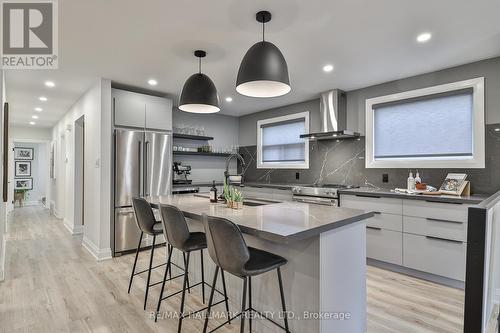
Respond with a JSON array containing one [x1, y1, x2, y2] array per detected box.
[[144, 194, 374, 244]]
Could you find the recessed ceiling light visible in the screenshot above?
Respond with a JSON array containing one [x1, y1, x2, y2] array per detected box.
[[495, 128, 500, 132], [29, 121, 36, 125], [416, 32, 432, 43], [45, 81, 55, 87], [39, 96, 47, 102], [148, 79, 158, 86], [323, 64, 334, 72], [35, 107, 43, 112], [225, 97, 233, 102], [32, 115, 39, 119]]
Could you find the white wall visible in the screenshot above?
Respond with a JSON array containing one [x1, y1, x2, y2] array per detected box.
[[10, 126, 51, 141], [51, 78, 112, 260], [0, 69, 6, 281]]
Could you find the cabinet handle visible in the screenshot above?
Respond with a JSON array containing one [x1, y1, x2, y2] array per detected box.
[[425, 200, 462, 205], [425, 235, 462, 244], [426, 217, 463, 224], [373, 211, 382, 214], [366, 226, 382, 231], [356, 194, 381, 199]]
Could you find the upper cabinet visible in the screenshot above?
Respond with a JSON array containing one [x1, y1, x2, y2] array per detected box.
[[112, 88, 172, 131]]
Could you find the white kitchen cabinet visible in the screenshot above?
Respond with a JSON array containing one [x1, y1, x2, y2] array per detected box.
[[403, 233, 466, 281], [367, 227, 402, 265], [113, 88, 172, 130], [340, 193, 470, 282]]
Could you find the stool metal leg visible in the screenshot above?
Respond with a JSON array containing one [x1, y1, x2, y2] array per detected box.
[[240, 276, 248, 333], [167, 244, 172, 280], [183, 252, 191, 293], [221, 270, 231, 324], [155, 246, 173, 322], [200, 249, 205, 303], [127, 231, 143, 293], [203, 266, 219, 333], [248, 276, 252, 332], [144, 235, 156, 310], [178, 251, 190, 333], [277, 267, 290, 333]]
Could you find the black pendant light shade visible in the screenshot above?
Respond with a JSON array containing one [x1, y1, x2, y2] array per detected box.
[[179, 50, 220, 113], [236, 11, 291, 98]]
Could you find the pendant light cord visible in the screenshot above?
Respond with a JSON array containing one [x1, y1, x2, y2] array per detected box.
[[198, 57, 202, 74], [262, 21, 265, 42]]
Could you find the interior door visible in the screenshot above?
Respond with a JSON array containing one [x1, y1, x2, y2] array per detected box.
[[115, 129, 144, 207], [144, 132, 172, 197]]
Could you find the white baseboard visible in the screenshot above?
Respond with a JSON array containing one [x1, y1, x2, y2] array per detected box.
[[82, 236, 112, 261], [53, 209, 62, 219], [63, 219, 84, 235]]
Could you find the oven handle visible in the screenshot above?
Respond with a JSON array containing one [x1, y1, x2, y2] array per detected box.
[[293, 197, 337, 206]]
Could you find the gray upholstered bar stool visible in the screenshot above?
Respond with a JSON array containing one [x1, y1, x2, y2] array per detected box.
[[202, 214, 290, 333], [156, 204, 230, 333]]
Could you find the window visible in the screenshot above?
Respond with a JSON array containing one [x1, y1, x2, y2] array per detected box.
[[365, 77, 485, 168], [257, 112, 309, 169]]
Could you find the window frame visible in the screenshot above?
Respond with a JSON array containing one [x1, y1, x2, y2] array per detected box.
[[256, 111, 310, 169], [365, 77, 485, 169]]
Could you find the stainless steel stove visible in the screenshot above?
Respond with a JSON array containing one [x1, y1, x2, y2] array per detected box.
[[291, 184, 359, 206]]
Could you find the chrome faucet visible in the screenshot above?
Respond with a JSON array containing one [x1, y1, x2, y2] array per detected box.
[[224, 153, 246, 186]]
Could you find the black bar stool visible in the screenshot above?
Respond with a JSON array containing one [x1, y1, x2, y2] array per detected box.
[[202, 214, 291, 333], [128, 198, 187, 310], [156, 204, 230, 333]]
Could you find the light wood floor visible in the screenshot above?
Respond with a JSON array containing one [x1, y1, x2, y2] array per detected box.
[[0, 206, 469, 333]]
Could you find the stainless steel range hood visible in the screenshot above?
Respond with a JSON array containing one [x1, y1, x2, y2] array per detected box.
[[300, 89, 360, 140]]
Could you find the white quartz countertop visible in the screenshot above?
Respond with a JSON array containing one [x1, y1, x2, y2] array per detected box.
[[144, 195, 373, 244]]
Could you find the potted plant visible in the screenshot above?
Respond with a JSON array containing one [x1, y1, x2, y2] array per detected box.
[[224, 183, 232, 208], [232, 189, 244, 210]]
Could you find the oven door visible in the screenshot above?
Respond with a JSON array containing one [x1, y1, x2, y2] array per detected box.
[[292, 195, 338, 206]]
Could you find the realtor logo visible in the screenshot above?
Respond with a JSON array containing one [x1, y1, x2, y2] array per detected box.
[[1, 0, 58, 69]]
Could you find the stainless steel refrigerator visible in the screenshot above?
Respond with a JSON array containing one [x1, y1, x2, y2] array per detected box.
[[114, 128, 172, 254]]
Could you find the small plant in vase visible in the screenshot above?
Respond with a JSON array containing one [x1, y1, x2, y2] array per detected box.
[[232, 189, 244, 210], [224, 183, 232, 208]]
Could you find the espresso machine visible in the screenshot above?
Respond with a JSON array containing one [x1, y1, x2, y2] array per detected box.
[[173, 161, 192, 185]]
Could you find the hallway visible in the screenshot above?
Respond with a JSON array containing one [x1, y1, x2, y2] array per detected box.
[[0, 206, 466, 333]]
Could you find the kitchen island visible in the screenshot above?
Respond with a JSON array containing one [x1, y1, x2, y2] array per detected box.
[[144, 194, 374, 333]]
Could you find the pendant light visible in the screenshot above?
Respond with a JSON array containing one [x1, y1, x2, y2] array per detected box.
[[179, 50, 220, 113], [236, 11, 291, 98]]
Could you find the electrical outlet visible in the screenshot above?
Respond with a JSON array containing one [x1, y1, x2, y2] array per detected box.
[[382, 174, 389, 183], [295, 172, 300, 180]]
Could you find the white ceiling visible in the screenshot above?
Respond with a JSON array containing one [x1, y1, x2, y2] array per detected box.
[[5, 0, 500, 128]]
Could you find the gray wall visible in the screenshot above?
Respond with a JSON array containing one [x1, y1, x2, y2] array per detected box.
[[173, 108, 239, 183], [347, 56, 500, 134], [238, 99, 320, 146]]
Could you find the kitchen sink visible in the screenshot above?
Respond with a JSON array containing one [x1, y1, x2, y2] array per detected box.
[[242, 201, 268, 207]]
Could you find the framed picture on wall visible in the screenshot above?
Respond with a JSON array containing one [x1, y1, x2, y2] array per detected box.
[[14, 178, 33, 190], [14, 147, 34, 160], [15, 161, 31, 177]]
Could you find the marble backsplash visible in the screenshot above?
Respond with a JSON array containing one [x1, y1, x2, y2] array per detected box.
[[238, 124, 500, 195]]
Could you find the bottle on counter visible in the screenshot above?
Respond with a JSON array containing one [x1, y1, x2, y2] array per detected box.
[[209, 181, 218, 203], [407, 171, 416, 191], [415, 171, 421, 184]]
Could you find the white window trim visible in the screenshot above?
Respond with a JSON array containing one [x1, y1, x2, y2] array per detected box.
[[365, 77, 485, 169], [257, 111, 310, 169]]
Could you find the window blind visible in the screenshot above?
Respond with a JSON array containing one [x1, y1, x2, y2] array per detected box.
[[261, 119, 306, 162], [373, 90, 473, 159]]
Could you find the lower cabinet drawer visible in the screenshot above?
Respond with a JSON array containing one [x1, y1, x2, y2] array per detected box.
[[367, 228, 402, 265], [403, 233, 466, 281], [367, 213, 402, 232], [403, 216, 467, 241]]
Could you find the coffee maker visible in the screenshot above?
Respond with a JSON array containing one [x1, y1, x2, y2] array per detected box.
[[173, 162, 192, 185]]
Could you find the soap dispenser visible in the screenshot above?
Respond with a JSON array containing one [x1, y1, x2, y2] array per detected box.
[[407, 171, 415, 191]]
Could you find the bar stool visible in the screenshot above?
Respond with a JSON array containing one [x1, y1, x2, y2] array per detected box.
[[128, 197, 169, 310], [156, 204, 230, 333], [202, 214, 290, 333]]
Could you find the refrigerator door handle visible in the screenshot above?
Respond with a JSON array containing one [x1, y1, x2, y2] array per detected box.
[[138, 140, 143, 197], [144, 141, 149, 196]]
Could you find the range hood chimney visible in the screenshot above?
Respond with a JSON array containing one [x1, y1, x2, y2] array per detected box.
[[300, 89, 360, 140]]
